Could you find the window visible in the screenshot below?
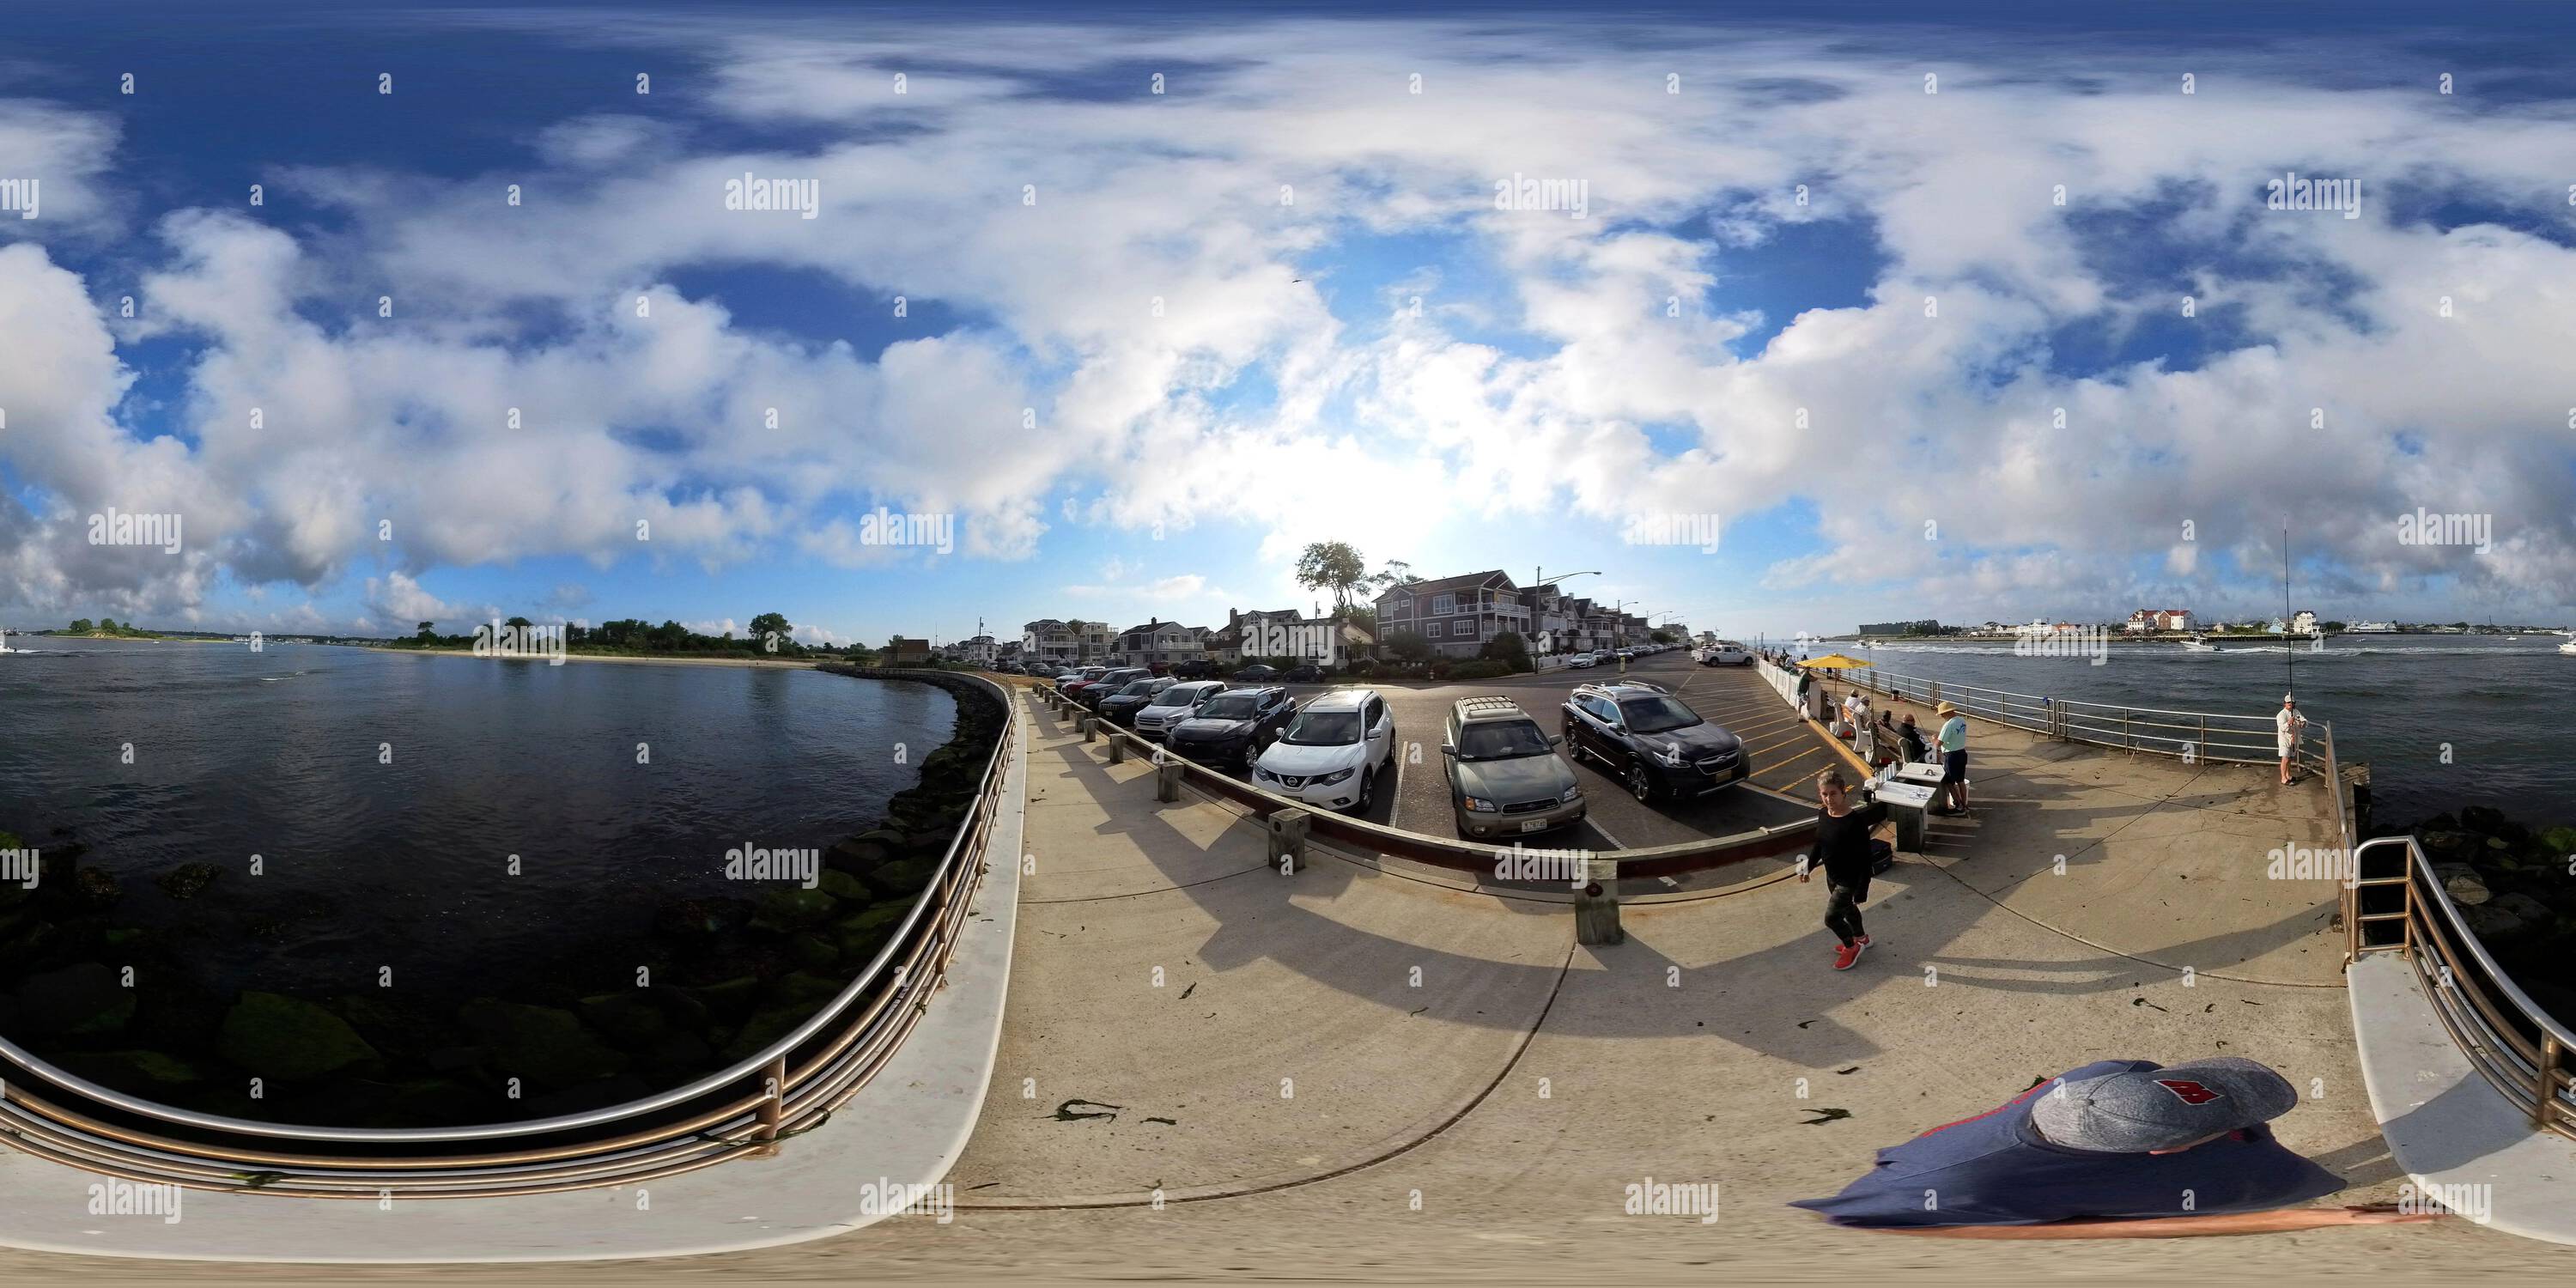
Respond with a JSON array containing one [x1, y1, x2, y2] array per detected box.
[[1431, 593, 1455, 616], [1426, 622, 1443, 638]]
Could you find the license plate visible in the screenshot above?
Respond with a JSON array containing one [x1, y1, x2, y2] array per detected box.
[[1520, 819, 1547, 833]]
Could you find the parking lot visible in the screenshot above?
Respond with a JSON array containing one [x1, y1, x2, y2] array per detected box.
[[1103, 652, 1850, 852]]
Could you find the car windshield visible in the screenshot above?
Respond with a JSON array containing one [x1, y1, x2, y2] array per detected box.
[[1196, 694, 1261, 720], [1457, 720, 1551, 761], [1280, 709, 1363, 745], [1118, 680, 1157, 696], [1618, 696, 1702, 733]]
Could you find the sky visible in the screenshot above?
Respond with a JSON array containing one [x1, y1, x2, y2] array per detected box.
[[5, 1, 2576, 646]]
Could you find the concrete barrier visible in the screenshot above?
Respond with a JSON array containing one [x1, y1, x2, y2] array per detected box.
[[1107, 732, 1127, 763], [1574, 858, 1622, 945], [1267, 808, 1311, 873], [1156, 759, 1184, 802]]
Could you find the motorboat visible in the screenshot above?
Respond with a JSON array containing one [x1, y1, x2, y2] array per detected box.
[[0, 627, 13, 653], [2180, 635, 2217, 652], [2561, 640, 2576, 656]]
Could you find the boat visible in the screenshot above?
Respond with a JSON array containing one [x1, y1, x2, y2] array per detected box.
[[2561, 641, 2576, 656], [2181, 635, 2217, 652], [0, 627, 13, 653]]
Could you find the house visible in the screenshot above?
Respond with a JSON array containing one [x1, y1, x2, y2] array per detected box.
[[1022, 618, 1111, 665], [2126, 609, 2193, 633], [886, 637, 932, 665], [1115, 619, 1205, 668], [1373, 570, 1533, 659], [1202, 620, 1243, 666], [1231, 607, 1373, 666], [957, 635, 998, 666], [2292, 610, 2318, 635]]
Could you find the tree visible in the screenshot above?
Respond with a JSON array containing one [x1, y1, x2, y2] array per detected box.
[[1650, 629, 1676, 644], [749, 611, 792, 642], [1366, 559, 1422, 592], [1383, 630, 1432, 663], [1480, 630, 1533, 672], [99, 617, 118, 633], [505, 616, 532, 629], [68, 618, 93, 634], [1294, 541, 1370, 612], [416, 621, 435, 641]]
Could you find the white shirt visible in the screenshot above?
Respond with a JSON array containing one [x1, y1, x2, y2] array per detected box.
[[2275, 707, 2305, 746]]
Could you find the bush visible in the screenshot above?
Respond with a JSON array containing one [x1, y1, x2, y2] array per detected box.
[[1448, 659, 1514, 680], [1427, 659, 1453, 681]]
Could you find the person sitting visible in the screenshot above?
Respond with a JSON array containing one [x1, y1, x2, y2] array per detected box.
[[1899, 714, 1929, 764]]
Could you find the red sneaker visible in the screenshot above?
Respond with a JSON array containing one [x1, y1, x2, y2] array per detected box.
[[1833, 941, 1862, 970], [1856, 935, 1872, 948]]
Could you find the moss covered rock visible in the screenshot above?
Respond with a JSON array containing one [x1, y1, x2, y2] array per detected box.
[[219, 991, 378, 1079], [455, 999, 627, 1091], [51, 1048, 206, 1087], [153, 862, 223, 900], [15, 963, 135, 1036]]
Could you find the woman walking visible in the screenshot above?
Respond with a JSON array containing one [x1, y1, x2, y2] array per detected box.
[[1800, 770, 1889, 970]]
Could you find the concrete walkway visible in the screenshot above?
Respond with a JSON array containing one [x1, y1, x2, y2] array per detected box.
[[3, 693, 2563, 1279]]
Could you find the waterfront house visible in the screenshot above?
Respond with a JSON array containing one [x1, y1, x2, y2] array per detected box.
[[1115, 619, 1205, 668], [1373, 570, 1533, 659], [887, 637, 932, 665]]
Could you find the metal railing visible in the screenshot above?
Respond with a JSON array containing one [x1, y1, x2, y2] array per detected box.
[[1759, 661, 2332, 774], [0, 669, 1017, 1198], [2347, 835, 2576, 1140]]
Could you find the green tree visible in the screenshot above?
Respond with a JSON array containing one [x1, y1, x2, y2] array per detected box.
[[1650, 629, 1676, 644], [1294, 541, 1370, 612], [99, 617, 118, 634], [1479, 629, 1533, 672], [416, 621, 435, 641], [1383, 630, 1432, 663], [749, 611, 792, 643], [68, 618, 93, 634], [505, 616, 532, 630]]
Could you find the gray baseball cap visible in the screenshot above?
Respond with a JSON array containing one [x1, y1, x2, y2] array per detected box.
[[2030, 1057, 2299, 1152]]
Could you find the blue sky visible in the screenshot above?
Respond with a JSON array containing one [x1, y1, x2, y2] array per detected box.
[[5, 2, 2576, 644]]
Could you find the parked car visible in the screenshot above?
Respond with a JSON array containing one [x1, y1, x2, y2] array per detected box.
[[1099, 676, 1177, 726], [1441, 696, 1583, 840], [1560, 682, 1747, 804], [1232, 663, 1281, 683], [1284, 663, 1323, 683], [1170, 659, 1218, 679], [1612, 648, 1634, 662], [1698, 641, 1752, 667], [1146, 660, 1171, 677], [1025, 662, 1060, 678], [1133, 679, 1226, 739], [1168, 685, 1297, 765], [1073, 666, 1151, 709], [1252, 688, 1395, 813], [1055, 665, 1106, 696], [1565, 652, 1597, 669]]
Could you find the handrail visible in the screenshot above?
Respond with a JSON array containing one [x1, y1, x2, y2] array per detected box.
[[1795, 661, 2331, 772], [2348, 834, 2576, 1139], [0, 667, 1016, 1190]]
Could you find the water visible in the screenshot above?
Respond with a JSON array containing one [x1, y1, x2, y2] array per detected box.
[[0, 638, 953, 1002], [1806, 635, 2575, 827]]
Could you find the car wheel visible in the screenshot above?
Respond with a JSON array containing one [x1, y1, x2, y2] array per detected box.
[[1624, 759, 1656, 804], [1357, 767, 1375, 813]]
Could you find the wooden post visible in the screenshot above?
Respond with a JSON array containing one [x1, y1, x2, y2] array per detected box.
[[1575, 858, 1623, 946], [1156, 759, 1184, 802], [1267, 808, 1311, 874]]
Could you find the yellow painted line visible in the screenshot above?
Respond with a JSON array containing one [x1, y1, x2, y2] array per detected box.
[[1743, 727, 1823, 756], [1759, 745, 1826, 776]]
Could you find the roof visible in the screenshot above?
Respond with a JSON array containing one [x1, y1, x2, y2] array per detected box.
[[1450, 695, 1533, 722], [1302, 688, 1375, 710], [1373, 569, 1514, 605]]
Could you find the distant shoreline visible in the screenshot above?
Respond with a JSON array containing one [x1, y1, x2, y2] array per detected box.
[[38, 631, 227, 643], [357, 646, 821, 670]]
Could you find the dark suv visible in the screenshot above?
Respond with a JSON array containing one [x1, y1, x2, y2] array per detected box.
[[1166, 685, 1297, 767], [1560, 682, 1747, 804], [1075, 666, 1151, 711], [1098, 676, 1176, 726]]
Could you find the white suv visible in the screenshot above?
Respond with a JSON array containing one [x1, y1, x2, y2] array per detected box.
[[1251, 689, 1396, 813]]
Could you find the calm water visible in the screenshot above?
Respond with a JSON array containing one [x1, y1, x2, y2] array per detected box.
[[0, 639, 953, 1000], [1801, 635, 2575, 827]]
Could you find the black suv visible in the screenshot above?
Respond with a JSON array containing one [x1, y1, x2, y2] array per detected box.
[[1097, 676, 1176, 727], [1560, 682, 1748, 804], [1166, 685, 1297, 767], [1231, 663, 1280, 683]]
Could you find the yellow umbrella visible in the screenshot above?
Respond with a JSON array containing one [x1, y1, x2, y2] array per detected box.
[[1798, 653, 1875, 671]]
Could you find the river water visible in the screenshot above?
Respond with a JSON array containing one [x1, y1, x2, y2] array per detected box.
[[1802, 635, 2573, 828], [0, 638, 953, 1002]]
